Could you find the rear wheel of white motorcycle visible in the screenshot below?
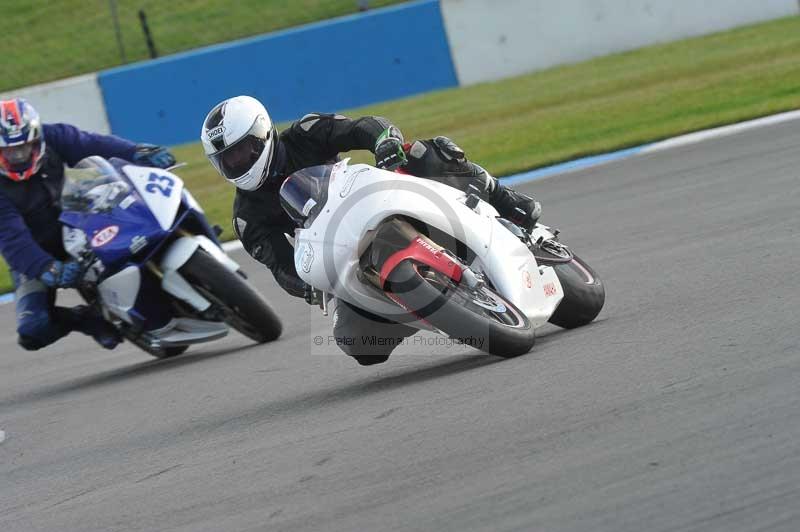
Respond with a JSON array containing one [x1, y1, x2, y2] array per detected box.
[[385, 261, 535, 358], [180, 249, 282, 343], [548, 255, 605, 329]]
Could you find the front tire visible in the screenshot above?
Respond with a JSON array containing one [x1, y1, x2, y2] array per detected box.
[[548, 255, 605, 329], [386, 261, 535, 357], [180, 249, 282, 343]]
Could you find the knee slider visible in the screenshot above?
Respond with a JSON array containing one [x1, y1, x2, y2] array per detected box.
[[432, 136, 465, 161]]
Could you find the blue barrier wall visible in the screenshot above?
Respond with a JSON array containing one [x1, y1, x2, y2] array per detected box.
[[98, 0, 457, 146]]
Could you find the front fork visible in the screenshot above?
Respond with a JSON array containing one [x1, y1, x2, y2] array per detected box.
[[321, 292, 331, 316]]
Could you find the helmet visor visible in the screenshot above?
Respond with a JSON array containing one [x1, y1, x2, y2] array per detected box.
[[209, 117, 272, 182], [220, 135, 265, 180]]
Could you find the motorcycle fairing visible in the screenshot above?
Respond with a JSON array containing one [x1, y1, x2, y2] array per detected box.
[[293, 160, 564, 328], [97, 266, 141, 323], [59, 158, 238, 335], [59, 163, 168, 269]]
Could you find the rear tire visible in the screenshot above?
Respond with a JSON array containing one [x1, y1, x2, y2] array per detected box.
[[180, 249, 282, 343], [386, 261, 535, 358], [548, 255, 605, 329]]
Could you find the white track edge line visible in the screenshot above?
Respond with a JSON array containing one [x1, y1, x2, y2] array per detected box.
[[641, 109, 800, 154]]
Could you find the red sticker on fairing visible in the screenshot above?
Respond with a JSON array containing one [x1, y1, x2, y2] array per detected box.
[[544, 282, 557, 297], [91, 225, 119, 248], [522, 271, 532, 289]]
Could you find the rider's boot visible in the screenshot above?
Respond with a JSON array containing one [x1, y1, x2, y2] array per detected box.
[[54, 305, 122, 350], [487, 181, 542, 232], [465, 164, 542, 231]]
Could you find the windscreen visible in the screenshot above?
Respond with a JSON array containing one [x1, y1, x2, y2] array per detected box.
[[61, 157, 133, 214], [279, 164, 333, 227]]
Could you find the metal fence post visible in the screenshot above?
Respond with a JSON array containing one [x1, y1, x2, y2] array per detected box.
[[138, 9, 159, 59], [108, 0, 127, 63]]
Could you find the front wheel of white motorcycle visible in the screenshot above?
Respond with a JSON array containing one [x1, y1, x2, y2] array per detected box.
[[548, 254, 605, 329], [385, 261, 535, 358]]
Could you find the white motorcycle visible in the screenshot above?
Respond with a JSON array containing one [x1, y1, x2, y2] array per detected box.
[[280, 159, 604, 357]]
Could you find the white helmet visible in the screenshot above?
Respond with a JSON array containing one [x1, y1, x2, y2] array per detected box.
[[201, 96, 277, 191]]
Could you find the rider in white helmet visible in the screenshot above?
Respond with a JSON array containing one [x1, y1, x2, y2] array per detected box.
[[201, 95, 541, 365], [202, 96, 278, 192]]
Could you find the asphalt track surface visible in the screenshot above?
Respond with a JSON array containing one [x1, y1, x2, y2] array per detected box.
[[2, 119, 799, 532]]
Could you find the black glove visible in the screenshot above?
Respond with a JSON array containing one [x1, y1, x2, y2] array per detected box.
[[39, 260, 82, 288], [133, 144, 176, 169], [374, 126, 407, 170]]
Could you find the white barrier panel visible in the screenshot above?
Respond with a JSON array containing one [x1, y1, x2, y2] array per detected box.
[[0, 74, 110, 134], [442, 0, 800, 86]]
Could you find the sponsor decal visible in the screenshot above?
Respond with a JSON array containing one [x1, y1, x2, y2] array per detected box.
[[543, 282, 557, 297], [339, 167, 368, 198], [330, 158, 350, 182], [206, 125, 225, 140], [129, 235, 148, 254], [297, 242, 315, 273], [415, 237, 440, 256], [91, 225, 119, 248], [522, 270, 532, 289], [145, 172, 175, 197]]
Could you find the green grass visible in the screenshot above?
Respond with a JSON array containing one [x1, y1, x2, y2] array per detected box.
[[4, 0, 404, 92], [2, 15, 800, 293]]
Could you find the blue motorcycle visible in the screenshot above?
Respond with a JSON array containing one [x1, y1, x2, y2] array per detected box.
[[59, 156, 281, 358]]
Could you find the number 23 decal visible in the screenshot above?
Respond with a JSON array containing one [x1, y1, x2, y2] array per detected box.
[[145, 173, 175, 197]]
